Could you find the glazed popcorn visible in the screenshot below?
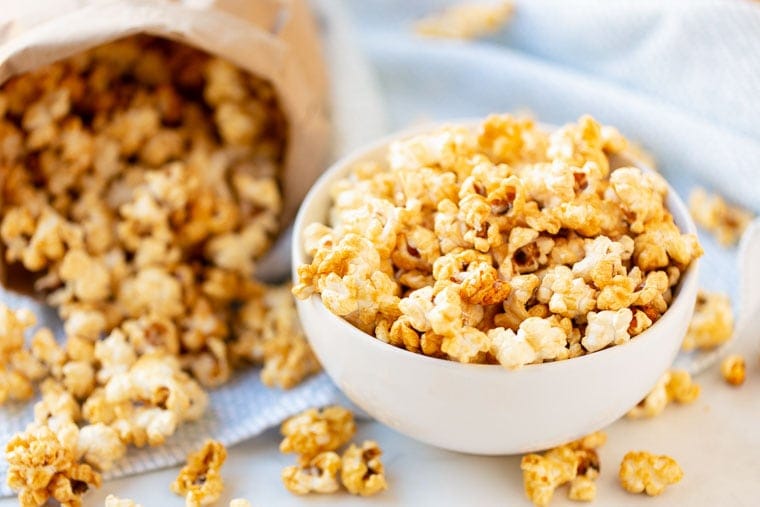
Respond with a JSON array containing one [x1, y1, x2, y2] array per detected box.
[[231, 284, 321, 389], [341, 440, 388, 496], [281, 451, 342, 495], [627, 369, 700, 419], [720, 354, 746, 386], [689, 187, 754, 246], [105, 353, 208, 447], [6, 425, 101, 507], [520, 431, 606, 507], [415, 1, 514, 40], [279, 406, 356, 458], [296, 115, 702, 367], [0, 303, 50, 405], [1, 34, 322, 505], [171, 440, 227, 507], [682, 290, 734, 351], [619, 451, 683, 496]]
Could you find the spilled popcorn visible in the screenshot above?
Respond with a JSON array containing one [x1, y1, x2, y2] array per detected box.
[[520, 431, 606, 506], [0, 34, 320, 506], [415, 1, 514, 39], [682, 290, 734, 351], [619, 451, 683, 496], [720, 354, 746, 386], [689, 187, 754, 246], [279, 406, 387, 497], [627, 369, 700, 419], [171, 440, 227, 507], [295, 115, 702, 368]]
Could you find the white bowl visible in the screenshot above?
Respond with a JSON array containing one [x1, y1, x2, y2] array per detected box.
[[292, 124, 699, 455]]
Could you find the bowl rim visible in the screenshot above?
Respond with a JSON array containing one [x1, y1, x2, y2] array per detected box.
[[291, 119, 700, 374]]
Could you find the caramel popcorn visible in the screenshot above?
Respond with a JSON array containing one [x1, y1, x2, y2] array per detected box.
[[0, 303, 47, 405], [231, 284, 321, 389], [282, 451, 342, 495], [6, 425, 101, 507], [1, 34, 324, 505], [104, 353, 208, 446], [682, 290, 734, 350], [627, 369, 700, 418], [341, 440, 388, 496], [280, 406, 356, 458], [520, 431, 605, 506], [296, 115, 701, 367], [619, 451, 683, 496], [415, 1, 514, 40], [720, 354, 746, 386], [77, 423, 126, 471], [689, 187, 754, 246], [171, 440, 227, 507]]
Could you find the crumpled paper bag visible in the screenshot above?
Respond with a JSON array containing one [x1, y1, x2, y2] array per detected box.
[[0, 0, 330, 283]]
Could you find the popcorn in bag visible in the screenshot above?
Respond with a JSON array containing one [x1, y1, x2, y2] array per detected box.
[[0, 0, 336, 501]]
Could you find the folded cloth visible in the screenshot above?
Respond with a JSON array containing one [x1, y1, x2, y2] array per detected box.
[[2, 0, 760, 496]]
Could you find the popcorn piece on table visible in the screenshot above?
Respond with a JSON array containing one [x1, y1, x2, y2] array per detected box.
[[6, 425, 101, 507], [341, 440, 388, 496], [281, 451, 342, 495], [720, 354, 746, 386], [627, 369, 700, 418], [619, 451, 683, 496], [414, 2, 514, 40], [279, 406, 356, 458], [171, 440, 227, 507], [520, 431, 606, 506], [682, 290, 734, 351], [689, 187, 754, 246]]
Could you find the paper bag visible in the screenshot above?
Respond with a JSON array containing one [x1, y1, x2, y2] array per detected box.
[[0, 0, 331, 286]]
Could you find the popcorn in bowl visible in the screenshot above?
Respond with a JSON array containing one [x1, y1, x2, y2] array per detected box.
[[294, 115, 703, 368]]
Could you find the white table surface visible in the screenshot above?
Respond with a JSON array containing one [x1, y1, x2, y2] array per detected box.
[[2, 342, 758, 507]]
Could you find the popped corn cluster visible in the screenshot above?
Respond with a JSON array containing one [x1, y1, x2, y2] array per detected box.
[[682, 290, 734, 351], [279, 406, 388, 497], [6, 425, 101, 507], [520, 431, 606, 507], [1, 35, 320, 505], [618, 451, 683, 496], [627, 369, 700, 419], [295, 115, 702, 368], [414, 1, 514, 39], [689, 187, 754, 246], [720, 354, 746, 386], [171, 440, 227, 507]]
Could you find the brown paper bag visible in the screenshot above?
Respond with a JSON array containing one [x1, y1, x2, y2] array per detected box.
[[0, 0, 330, 288]]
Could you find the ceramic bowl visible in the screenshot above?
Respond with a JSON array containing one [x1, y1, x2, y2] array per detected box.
[[292, 123, 699, 455]]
